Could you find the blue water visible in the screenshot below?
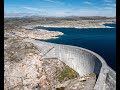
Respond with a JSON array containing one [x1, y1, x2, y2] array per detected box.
[[103, 23, 116, 28], [34, 24, 116, 71]]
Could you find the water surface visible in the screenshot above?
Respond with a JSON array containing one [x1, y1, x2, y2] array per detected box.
[[34, 24, 116, 70]]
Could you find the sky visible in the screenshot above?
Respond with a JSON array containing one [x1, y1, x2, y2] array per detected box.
[[4, 0, 116, 17]]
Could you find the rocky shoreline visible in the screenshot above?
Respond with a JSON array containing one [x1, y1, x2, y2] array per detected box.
[[18, 20, 115, 40], [4, 17, 115, 90], [6, 28, 64, 40], [23, 21, 115, 29]]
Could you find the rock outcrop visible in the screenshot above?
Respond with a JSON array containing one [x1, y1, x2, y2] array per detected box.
[[4, 35, 96, 90]]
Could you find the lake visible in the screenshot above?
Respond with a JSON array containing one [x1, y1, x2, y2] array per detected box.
[[34, 24, 116, 71]]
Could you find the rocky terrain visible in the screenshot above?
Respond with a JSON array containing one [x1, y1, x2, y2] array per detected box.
[[31, 19, 115, 28], [5, 16, 115, 30], [4, 16, 115, 90], [7, 28, 63, 40], [4, 34, 96, 90]]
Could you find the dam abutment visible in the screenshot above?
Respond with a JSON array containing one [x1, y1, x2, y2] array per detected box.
[[32, 40, 116, 90]]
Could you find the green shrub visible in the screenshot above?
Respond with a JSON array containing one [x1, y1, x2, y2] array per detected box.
[[57, 65, 79, 82]]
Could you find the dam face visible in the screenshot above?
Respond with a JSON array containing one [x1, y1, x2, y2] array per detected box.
[[32, 40, 116, 90]]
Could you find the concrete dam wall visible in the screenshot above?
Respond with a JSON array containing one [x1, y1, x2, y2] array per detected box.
[[32, 40, 116, 90]]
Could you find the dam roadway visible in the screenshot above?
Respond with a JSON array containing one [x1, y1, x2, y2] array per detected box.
[[31, 39, 116, 90]]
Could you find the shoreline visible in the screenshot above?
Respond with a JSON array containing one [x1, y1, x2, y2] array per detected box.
[[5, 19, 116, 41], [6, 27, 64, 40], [4, 17, 116, 90], [22, 21, 115, 30], [20, 22, 115, 40]]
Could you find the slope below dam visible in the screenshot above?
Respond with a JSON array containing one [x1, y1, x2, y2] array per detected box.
[[31, 40, 116, 90]]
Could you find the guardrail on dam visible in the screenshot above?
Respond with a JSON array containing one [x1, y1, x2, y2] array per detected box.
[[32, 40, 116, 90]]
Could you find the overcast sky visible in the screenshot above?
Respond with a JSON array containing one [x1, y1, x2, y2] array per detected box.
[[4, 0, 116, 17]]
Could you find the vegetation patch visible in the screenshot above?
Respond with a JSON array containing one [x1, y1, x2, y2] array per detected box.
[[56, 64, 79, 83], [88, 73, 96, 78]]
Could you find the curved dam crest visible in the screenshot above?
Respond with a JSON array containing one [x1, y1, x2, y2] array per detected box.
[[31, 40, 116, 90], [34, 24, 116, 70]]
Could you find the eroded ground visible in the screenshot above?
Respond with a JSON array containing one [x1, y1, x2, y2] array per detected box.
[[4, 35, 96, 90], [5, 17, 115, 90]]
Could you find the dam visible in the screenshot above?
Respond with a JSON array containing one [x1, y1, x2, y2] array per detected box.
[[35, 25, 116, 70], [31, 40, 116, 90]]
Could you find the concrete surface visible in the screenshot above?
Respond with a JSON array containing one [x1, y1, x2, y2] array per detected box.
[[31, 40, 116, 90]]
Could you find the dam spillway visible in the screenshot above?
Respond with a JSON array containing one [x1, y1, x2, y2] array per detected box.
[[31, 40, 116, 90]]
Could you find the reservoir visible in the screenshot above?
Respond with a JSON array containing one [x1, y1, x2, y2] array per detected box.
[[34, 24, 116, 71]]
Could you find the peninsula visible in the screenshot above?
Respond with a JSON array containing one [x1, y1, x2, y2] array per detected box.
[[4, 16, 116, 90]]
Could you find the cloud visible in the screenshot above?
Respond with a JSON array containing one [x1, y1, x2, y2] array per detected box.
[[83, 1, 92, 5], [22, 7, 48, 15], [43, 0, 64, 4], [104, 6, 114, 9], [23, 7, 45, 11], [4, 7, 116, 17], [67, 9, 115, 17], [4, 5, 116, 17], [4, 12, 36, 17], [105, 3, 116, 7], [104, 0, 116, 3], [103, 0, 116, 10], [42, 8, 116, 17], [103, 3, 116, 10]]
